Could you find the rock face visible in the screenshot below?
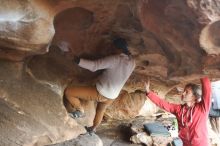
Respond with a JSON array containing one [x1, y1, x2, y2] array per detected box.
[[0, 58, 86, 146], [200, 20, 220, 55], [0, 0, 220, 145], [0, 0, 54, 61]]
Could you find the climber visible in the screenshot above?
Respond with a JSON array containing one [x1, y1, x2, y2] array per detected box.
[[65, 37, 136, 134], [145, 77, 211, 146]]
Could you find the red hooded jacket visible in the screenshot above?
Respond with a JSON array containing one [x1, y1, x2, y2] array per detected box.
[[146, 77, 211, 146]]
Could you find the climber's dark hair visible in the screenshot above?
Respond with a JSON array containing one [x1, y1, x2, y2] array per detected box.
[[113, 37, 131, 55]]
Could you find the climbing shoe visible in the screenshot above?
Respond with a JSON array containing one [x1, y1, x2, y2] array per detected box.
[[85, 126, 95, 135], [69, 110, 85, 119]]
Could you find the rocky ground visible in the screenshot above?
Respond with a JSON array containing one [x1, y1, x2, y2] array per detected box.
[[49, 118, 143, 146], [50, 118, 142, 146], [49, 114, 220, 146], [48, 115, 175, 146]]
